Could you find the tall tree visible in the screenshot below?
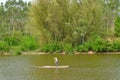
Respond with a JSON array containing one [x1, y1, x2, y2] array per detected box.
[[103, 0, 120, 34], [4, 0, 30, 32], [29, 0, 106, 47]]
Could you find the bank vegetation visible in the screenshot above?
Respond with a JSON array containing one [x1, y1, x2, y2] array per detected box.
[[0, 0, 120, 55]]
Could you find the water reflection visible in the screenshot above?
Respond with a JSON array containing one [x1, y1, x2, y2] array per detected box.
[[0, 54, 120, 80], [53, 69, 58, 80]]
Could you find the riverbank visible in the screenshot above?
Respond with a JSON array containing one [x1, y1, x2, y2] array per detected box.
[[2, 51, 120, 56], [22, 51, 120, 55]]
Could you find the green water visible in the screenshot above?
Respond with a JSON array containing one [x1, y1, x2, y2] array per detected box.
[[0, 54, 120, 80]]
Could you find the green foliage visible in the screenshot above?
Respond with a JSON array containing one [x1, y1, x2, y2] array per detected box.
[[4, 36, 20, 46], [0, 41, 10, 52], [115, 17, 120, 36], [0, 35, 39, 54], [0, 0, 31, 36], [77, 38, 120, 53], [29, 0, 104, 47], [10, 46, 22, 55], [20, 36, 39, 51], [77, 36, 110, 52], [0, 0, 120, 54], [77, 45, 88, 52], [62, 44, 74, 54], [0, 0, 33, 54], [41, 43, 63, 53], [90, 36, 106, 52], [41, 43, 74, 53], [104, 42, 113, 52], [112, 39, 120, 52]]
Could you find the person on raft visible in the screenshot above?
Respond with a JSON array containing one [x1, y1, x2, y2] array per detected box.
[[54, 57, 58, 67]]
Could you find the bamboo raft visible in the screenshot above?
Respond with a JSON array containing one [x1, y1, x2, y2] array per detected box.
[[31, 65, 69, 69]]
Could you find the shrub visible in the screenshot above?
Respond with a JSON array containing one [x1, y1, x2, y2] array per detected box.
[[0, 41, 10, 52], [90, 36, 106, 52], [10, 46, 22, 55], [62, 44, 74, 54], [112, 40, 120, 52], [4, 36, 20, 46], [41, 44, 49, 52], [77, 36, 108, 52], [41, 43, 63, 53], [105, 42, 113, 52], [20, 36, 39, 51], [77, 45, 88, 52]]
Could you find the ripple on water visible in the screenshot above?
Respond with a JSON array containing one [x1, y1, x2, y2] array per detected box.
[[0, 55, 120, 80]]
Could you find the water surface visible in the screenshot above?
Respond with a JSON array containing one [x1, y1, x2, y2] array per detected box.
[[0, 54, 120, 80]]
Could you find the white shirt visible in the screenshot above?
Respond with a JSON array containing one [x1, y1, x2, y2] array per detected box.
[[54, 57, 58, 62]]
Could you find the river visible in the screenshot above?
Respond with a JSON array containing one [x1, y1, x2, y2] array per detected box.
[[0, 54, 120, 80]]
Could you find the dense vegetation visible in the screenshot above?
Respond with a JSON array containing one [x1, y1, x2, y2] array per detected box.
[[0, 0, 39, 55], [0, 0, 120, 54]]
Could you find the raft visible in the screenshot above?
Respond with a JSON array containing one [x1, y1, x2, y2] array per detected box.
[[31, 65, 69, 69]]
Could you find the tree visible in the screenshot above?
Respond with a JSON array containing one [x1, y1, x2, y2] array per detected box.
[[115, 17, 120, 36], [0, 0, 31, 46], [29, 0, 105, 47], [4, 0, 30, 32], [103, 0, 120, 34]]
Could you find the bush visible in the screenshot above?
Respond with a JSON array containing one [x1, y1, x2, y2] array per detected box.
[[0, 41, 10, 52], [62, 44, 74, 54], [41, 43, 74, 53], [10, 46, 22, 55], [20, 36, 39, 51], [112, 40, 120, 52], [77, 36, 108, 52], [77, 38, 120, 52], [90, 36, 106, 52], [77, 45, 88, 52], [4, 36, 20, 46], [105, 42, 113, 52], [41, 43, 63, 53]]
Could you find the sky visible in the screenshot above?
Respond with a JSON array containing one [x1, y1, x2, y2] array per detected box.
[[0, 0, 32, 3]]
